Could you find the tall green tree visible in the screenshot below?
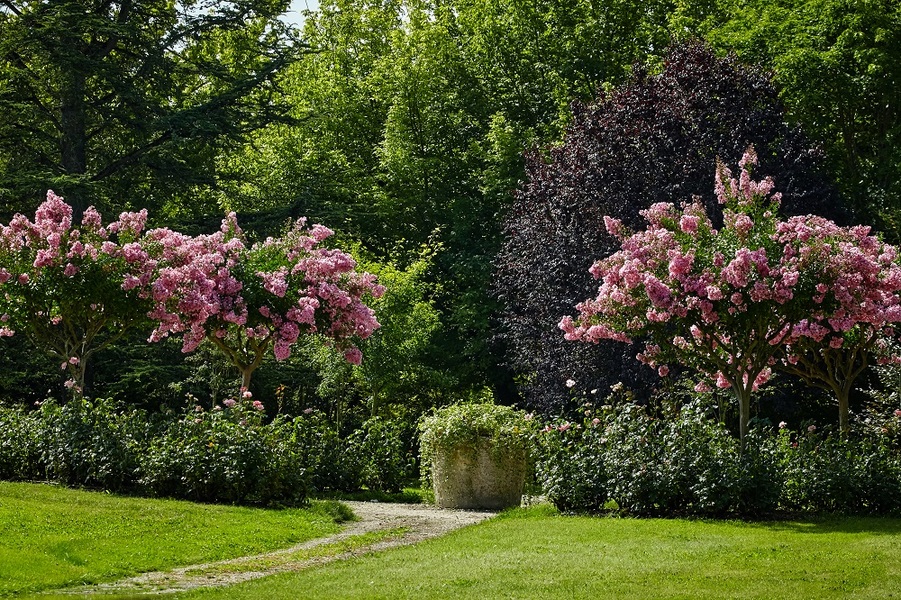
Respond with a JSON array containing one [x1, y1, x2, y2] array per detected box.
[[216, 0, 674, 400], [0, 0, 303, 216], [672, 0, 901, 234]]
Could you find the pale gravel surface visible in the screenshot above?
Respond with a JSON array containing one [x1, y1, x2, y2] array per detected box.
[[48, 501, 497, 596]]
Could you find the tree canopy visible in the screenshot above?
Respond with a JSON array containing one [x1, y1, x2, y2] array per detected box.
[[495, 41, 846, 414], [0, 0, 303, 217]]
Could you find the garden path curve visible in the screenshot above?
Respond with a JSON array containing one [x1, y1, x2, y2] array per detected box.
[[51, 501, 497, 596]]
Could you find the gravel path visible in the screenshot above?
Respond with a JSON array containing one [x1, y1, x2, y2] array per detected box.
[[50, 502, 497, 596]]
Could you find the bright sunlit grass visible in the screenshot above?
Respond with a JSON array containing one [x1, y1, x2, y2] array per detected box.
[[0, 481, 345, 597], [179, 504, 901, 600]]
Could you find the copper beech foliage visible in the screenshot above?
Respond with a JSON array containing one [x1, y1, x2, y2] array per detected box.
[[495, 40, 848, 414]]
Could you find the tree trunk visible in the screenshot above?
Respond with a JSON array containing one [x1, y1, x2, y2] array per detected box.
[[241, 366, 254, 393], [59, 70, 88, 213], [734, 386, 751, 450]]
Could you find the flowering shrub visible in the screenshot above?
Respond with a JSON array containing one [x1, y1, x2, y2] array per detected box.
[[138, 396, 307, 505], [0, 397, 417, 504], [561, 148, 901, 438], [535, 399, 781, 516], [37, 397, 147, 490], [145, 215, 384, 390], [777, 426, 901, 514], [534, 396, 901, 516], [0, 191, 155, 393]]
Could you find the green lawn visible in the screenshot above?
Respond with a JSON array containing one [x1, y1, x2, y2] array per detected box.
[[179, 505, 901, 600], [0, 482, 346, 597]]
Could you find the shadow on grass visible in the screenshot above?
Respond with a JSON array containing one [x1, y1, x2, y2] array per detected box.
[[757, 515, 901, 535]]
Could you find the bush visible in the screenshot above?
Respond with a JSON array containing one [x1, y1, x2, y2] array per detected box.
[[282, 409, 361, 495], [39, 397, 145, 491], [138, 401, 308, 506], [536, 401, 782, 517], [0, 404, 45, 481], [347, 416, 416, 493], [779, 428, 901, 515]]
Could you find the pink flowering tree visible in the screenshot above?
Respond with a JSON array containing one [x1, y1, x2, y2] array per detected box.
[[561, 148, 901, 440], [145, 214, 384, 393], [0, 191, 155, 394], [561, 149, 816, 442], [771, 218, 901, 432]]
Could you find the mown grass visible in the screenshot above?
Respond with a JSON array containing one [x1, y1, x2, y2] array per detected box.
[[0, 482, 347, 597], [178, 504, 901, 600]]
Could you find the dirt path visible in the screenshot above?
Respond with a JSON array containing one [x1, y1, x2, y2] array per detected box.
[[52, 502, 497, 596]]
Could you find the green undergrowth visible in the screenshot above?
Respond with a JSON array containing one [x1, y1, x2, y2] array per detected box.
[[0, 482, 350, 597], [314, 485, 429, 504], [175, 504, 901, 600]]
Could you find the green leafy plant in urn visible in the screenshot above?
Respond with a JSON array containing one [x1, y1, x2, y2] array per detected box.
[[419, 402, 532, 509]]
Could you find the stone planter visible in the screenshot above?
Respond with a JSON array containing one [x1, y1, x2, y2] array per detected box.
[[431, 438, 526, 510]]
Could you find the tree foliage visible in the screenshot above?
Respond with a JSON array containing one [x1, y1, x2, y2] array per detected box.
[[0, 191, 154, 394], [672, 0, 901, 237], [0, 0, 302, 216], [495, 40, 846, 414], [214, 0, 675, 401]]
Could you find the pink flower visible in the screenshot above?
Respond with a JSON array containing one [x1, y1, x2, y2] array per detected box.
[[658, 365, 669, 377], [223, 399, 237, 408], [715, 373, 731, 389], [680, 215, 699, 234], [565, 378, 576, 388], [344, 347, 363, 365], [808, 424, 817, 433], [779, 421, 787, 429], [604, 216, 624, 237], [252, 400, 264, 411], [694, 381, 711, 393], [242, 390, 253, 399], [894, 409, 901, 418]]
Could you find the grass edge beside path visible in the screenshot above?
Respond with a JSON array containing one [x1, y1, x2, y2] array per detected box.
[[173, 505, 901, 600], [0, 482, 347, 597]]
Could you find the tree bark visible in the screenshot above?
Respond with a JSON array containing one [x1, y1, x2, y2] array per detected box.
[[59, 70, 88, 213]]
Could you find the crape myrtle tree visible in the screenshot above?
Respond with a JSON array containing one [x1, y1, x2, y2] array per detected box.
[[0, 191, 155, 394], [561, 149, 901, 442], [773, 218, 901, 433], [144, 213, 384, 393], [0, 0, 302, 217], [495, 40, 846, 414]]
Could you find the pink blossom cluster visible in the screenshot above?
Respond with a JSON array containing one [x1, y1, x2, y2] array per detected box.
[[0, 191, 157, 389], [560, 147, 901, 401], [145, 213, 384, 367], [0, 191, 384, 393]]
